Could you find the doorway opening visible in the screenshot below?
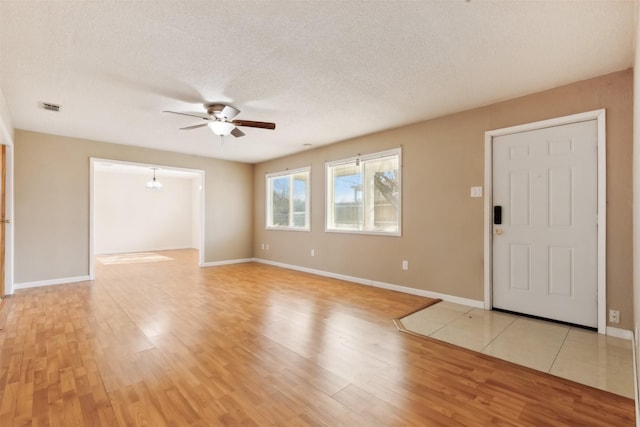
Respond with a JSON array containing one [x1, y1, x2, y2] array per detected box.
[[89, 158, 205, 279]]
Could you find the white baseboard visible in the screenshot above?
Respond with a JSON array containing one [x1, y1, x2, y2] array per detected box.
[[201, 258, 254, 267], [255, 258, 371, 285], [254, 258, 484, 308], [372, 279, 485, 308], [13, 275, 92, 291], [606, 326, 634, 340]]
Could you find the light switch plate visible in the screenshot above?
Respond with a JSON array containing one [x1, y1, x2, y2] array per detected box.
[[470, 186, 483, 198]]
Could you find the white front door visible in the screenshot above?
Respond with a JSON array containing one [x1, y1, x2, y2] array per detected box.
[[492, 120, 598, 327]]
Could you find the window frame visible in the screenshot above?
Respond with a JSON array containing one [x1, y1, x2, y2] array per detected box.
[[325, 148, 402, 236], [265, 166, 311, 231]]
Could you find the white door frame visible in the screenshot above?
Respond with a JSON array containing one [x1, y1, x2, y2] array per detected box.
[[483, 109, 606, 334], [0, 144, 14, 296]]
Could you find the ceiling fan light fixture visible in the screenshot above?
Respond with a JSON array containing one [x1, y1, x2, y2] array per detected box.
[[208, 121, 235, 136]]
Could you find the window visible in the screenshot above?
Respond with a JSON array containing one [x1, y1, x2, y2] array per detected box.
[[326, 148, 401, 235], [266, 167, 310, 230]]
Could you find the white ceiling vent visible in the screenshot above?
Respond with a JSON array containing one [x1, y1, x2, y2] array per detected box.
[[42, 102, 61, 112]]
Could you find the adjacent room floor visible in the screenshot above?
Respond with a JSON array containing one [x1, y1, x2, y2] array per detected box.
[[398, 301, 634, 398]]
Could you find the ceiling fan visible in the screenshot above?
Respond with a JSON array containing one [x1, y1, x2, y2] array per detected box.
[[164, 103, 276, 138]]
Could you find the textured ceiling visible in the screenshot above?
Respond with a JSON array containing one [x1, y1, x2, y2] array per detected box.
[[0, 1, 635, 163]]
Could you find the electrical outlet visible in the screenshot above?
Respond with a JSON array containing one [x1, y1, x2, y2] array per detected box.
[[311, 249, 315, 257], [609, 309, 620, 324], [402, 260, 409, 270], [265, 244, 269, 251], [261, 243, 265, 250]]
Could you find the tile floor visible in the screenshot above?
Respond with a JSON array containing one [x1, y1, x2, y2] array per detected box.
[[400, 301, 635, 398]]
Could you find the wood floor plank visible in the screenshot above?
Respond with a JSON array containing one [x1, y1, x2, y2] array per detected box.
[[0, 297, 11, 331], [0, 249, 634, 426]]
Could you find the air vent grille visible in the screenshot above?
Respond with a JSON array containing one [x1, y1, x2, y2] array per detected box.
[[42, 102, 61, 112]]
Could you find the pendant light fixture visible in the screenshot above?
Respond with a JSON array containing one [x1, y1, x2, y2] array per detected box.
[[145, 167, 162, 191]]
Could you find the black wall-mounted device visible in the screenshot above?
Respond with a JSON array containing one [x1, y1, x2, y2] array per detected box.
[[494, 206, 502, 225]]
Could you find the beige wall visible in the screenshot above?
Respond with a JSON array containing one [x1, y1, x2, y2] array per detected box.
[[254, 69, 633, 330], [14, 130, 253, 283]]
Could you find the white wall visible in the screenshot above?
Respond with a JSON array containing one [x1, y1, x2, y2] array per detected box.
[[191, 177, 201, 249], [94, 170, 196, 254]]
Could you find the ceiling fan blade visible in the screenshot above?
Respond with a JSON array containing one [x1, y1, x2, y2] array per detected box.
[[231, 127, 245, 138], [232, 120, 276, 130], [163, 110, 210, 120], [180, 123, 209, 130]]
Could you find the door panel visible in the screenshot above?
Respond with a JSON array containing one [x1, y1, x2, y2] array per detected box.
[[509, 244, 531, 291], [492, 120, 598, 327], [549, 167, 573, 226], [509, 171, 530, 225], [548, 246, 573, 297]]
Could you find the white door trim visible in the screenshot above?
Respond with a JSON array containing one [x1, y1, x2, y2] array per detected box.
[[484, 109, 606, 334]]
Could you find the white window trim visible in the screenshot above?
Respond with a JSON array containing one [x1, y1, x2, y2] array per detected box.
[[265, 166, 311, 231], [325, 148, 402, 236]]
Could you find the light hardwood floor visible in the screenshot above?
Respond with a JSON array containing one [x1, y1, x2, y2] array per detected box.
[[0, 249, 634, 426]]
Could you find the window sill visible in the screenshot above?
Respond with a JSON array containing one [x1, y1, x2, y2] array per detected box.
[[265, 226, 310, 232], [324, 228, 401, 237]]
